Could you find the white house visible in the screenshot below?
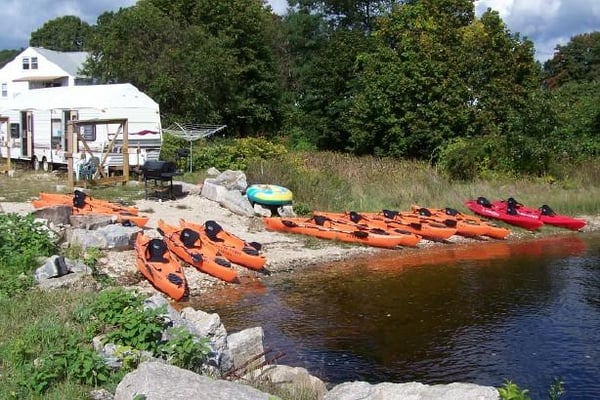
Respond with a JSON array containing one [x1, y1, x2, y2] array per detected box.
[[0, 47, 89, 107], [0, 47, 163, 173]]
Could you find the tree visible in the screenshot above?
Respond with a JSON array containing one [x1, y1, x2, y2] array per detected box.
[[29, 16, 92, 51], [543, 32, 600, 89], [84, 0, 285, 134], [290, 0, 401, 31], [0, 49, 20, 68], [349, 0, 475, 158]]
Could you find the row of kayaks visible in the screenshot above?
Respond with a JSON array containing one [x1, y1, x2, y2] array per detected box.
[[263, 198, 587, 248], [465, 197, 587, 231], [136, 219, 267, 301], [32, 191, 150, 227], [263, 206, 512, 248]]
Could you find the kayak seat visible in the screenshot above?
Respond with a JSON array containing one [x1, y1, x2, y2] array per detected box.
[[417, 208, 432, 217], [73, 189, 87, 208], [445, 207, 459, 216], [148, 239, 169, 263], [313, 215, 327, 226], [204, 220, 225, 242], [476, 197, 492, 208], [349, 211, 363, 223], [180, 228, 200, 248], [539, 204, 556, 216]]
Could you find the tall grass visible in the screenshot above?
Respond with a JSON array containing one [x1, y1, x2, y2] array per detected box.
[[246, 152, 600, 216]]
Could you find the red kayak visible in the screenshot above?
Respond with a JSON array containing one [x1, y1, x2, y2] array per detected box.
[[492, 198, 586, 231], [465, 197, 544, 231]]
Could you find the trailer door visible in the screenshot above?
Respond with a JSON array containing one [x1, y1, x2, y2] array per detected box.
[[21, 111, 33, 158]]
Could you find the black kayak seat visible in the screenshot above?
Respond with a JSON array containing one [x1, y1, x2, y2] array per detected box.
[[204, 220, 225, 242], [180, 228, 200, 248], [148, 239, 169, 262], [476, 197, 492, 208]]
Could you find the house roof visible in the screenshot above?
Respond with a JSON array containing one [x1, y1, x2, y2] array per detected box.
[[6, 83, 159, 111], [32, 47, 89, 77]]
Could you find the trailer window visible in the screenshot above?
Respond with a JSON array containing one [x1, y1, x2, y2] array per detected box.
[[22, 57, 29, 70], [31, 57, 38, 69], [10, 123, 19, 138], [80, 124, 96, 141], [1, 83, 6, 97]]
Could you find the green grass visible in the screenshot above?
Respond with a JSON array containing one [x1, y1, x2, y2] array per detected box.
[[245, 152, 600, 217]]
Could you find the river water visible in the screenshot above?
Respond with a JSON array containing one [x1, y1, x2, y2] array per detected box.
[[197, 233, 600, 400]]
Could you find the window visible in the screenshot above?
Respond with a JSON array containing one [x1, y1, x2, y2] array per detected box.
[[31, 57, 38, 69], [22, 57, 29, 70], [79, 124, 96, 141], [1, 83, 6, 97], [10, 123, 20, 139]]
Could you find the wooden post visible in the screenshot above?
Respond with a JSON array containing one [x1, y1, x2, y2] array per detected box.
[[66, 121, 74, 189], [123, 119, 129, 182]]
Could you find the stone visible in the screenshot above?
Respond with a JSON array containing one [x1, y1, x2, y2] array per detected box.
[[31, 204, 72, 226], [323, 381, 500, 400], [114, 361, 272, 400]]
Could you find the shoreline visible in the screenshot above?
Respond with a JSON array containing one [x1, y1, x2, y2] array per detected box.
[[1, 195, 599, 296]]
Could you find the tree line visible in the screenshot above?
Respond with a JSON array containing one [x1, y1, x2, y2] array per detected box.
[[2, 0, 599, 179]]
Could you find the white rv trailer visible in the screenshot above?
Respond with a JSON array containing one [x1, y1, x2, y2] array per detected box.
[[0, 83, 162, 172]]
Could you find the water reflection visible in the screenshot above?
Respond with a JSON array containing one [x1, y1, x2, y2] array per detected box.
[[199, 233, 600, 400]]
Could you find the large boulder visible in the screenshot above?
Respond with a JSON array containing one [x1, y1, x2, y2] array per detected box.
[[114, 361, 273, 400], [324, 381, 499, 400]]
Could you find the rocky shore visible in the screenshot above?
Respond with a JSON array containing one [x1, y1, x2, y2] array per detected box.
[[1, 181, 598, 400]]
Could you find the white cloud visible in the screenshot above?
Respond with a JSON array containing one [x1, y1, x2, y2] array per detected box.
[[0, 0, 136, 50], [2, 0, 598, 63], [476, 0, 600, 62]]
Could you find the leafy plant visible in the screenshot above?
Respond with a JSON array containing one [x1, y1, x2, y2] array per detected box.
[[158, 327, 211, 373], [498, 380, 532, 400]]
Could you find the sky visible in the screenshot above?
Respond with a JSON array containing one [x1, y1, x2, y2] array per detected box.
[[1, 0, 599, 62]]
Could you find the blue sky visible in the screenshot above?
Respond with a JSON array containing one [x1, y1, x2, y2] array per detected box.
[[1, 0, 598, 62]]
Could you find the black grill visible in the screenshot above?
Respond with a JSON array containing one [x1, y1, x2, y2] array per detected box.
[[141, 160, 180, 200]]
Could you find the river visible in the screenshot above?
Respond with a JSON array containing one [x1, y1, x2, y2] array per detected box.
[[197, 233, 600, 400]]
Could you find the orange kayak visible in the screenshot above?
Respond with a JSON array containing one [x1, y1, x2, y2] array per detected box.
[[31, 198, 149, 228], [134, 232, 188, 301], [410, 205, 511, 240], [39, 191, 139, 215], [317, 211, 456, 241], [157, 219, 239, 283], [179, 219, 267, 271], [263, 216, 421, 248]]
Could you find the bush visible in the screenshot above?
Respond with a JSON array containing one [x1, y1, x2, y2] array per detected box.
[[0, 213, 57, 298]]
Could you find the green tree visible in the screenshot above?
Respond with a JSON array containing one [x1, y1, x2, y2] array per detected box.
[[543, 31, 600, 89], [29, 16, 92, 51], [85, 0, 283, 135], [0, 49, 20, 68], [349, 0, 475, 158], [290, 0, 400, 31]]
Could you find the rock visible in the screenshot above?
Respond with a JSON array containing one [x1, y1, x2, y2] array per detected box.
[[70, 214, 115, 230], [252, 365, 328, 400], [220, 190, 255, 217], [253, 203, 272, 217], [323, 381, 500, 400], [67, 224, 141, 250], [227, 327, 265, 373], [201, 179, 228, 202], [34, 255, 91, 283], [31, 204, 72, 226], [212, 170, 248, 191], [114, 361, 273, 400]]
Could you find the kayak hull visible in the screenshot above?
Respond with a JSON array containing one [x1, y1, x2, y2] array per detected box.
[[492, 200, 586, 231], [179, 219, 267, 271], [465, 200, 544, 231], [135, 232, 188, 301], [264, 216, 421, 248], [158, 219, 239, 283]]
